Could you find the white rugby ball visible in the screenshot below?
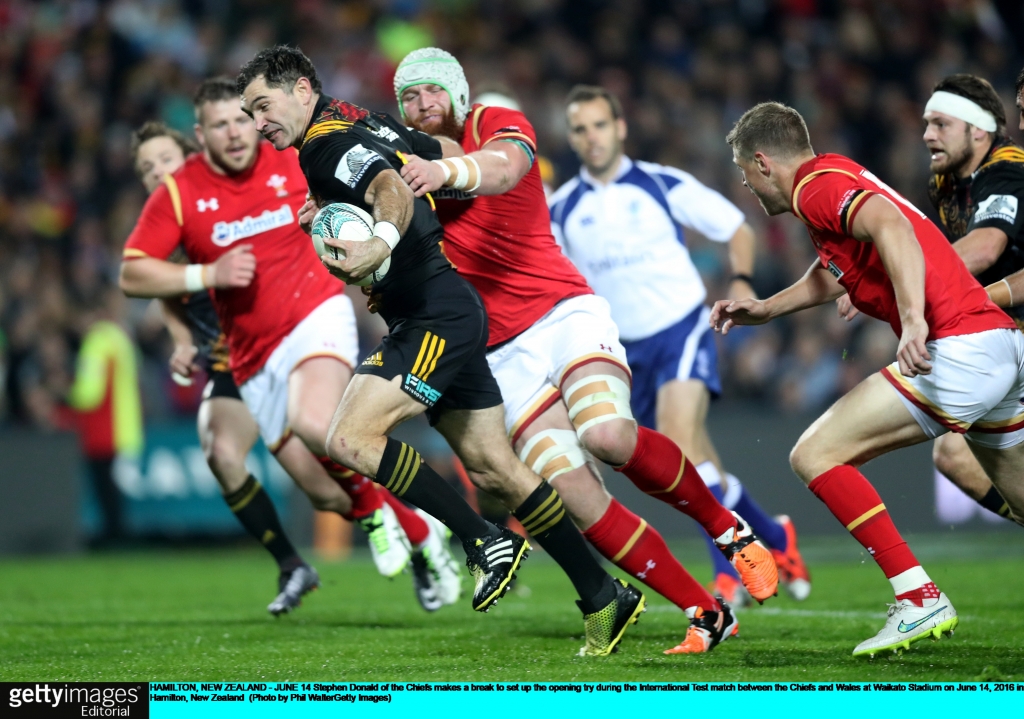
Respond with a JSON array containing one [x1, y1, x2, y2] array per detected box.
[[311, 202, 391, 287]]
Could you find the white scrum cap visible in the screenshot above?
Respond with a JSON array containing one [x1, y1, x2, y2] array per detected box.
[[924, 91, 997, 132], [394, 47, 471, 124]]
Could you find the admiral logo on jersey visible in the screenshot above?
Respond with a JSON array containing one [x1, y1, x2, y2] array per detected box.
[[211, 204, 295, 246], [335, 144, 384, 189]]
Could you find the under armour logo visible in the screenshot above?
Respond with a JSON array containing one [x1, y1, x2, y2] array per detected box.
[[637, 560, 656, 580], [197, 198, 219, 212]]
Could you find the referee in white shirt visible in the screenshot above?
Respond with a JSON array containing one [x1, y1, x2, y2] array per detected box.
[[550, 85, 811, 603]]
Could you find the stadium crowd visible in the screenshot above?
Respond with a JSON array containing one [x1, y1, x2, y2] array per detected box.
[[1, 0, 1022, 431]]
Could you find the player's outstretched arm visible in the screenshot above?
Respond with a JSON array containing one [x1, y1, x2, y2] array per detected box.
[[400, 141, 532, 198], [119, 244, 256, 298], [321, 169, 410, 284], [710, 259, 843, 334], [727, 222, 758, 300], [851, 194, 931, 377]]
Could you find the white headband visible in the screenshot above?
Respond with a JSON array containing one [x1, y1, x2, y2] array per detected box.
[[924, 91, 997, 132]]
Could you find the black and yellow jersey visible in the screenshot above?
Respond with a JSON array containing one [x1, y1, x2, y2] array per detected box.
[[298, 95, 458, 326], [929, 138, 1024, 288]]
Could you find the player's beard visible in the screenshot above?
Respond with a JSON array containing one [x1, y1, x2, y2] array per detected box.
[[408, 106, 464, 142], [929, 127, 973, 176], [209, 143, 258, 175]]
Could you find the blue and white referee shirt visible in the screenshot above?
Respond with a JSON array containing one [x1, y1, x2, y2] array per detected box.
[[549, 156, 745, 342]]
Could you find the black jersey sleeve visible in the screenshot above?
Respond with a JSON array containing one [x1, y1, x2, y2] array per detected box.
[[405, 126, 443, 160], [301, 132, 396, 205], [967, 163, 1024, 241]]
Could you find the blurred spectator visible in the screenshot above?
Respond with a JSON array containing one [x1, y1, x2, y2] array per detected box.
[[67, 286, 143, 544], [0, 0, 1022, 425]]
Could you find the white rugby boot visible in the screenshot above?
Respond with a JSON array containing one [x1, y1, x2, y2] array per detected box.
[[356, 503, 410, 578], [411, 509, 462, 607], [852, 592, 959, 657]]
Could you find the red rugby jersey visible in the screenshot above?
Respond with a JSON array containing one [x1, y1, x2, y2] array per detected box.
[[791, 153, 1014, 341], [434, 104, 591, 347], [124, 143, 342, 384]]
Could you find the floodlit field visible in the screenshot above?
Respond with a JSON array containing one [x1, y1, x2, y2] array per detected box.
[[2, 536, 1022, 682]]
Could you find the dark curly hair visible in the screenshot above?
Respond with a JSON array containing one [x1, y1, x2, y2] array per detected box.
[[236, 45, 322, 97]]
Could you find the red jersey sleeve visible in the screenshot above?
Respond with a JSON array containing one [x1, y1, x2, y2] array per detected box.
[[123, 179, 185, 260], [794, 170, 876, 238], [473, 106, 537, 158]]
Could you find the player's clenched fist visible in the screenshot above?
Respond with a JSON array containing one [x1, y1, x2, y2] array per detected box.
[[209, 244, 256, 288], [709, 298, 771, 335], [399, 154, 445, 197]]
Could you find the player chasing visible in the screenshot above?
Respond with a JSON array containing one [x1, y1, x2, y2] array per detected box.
[[714, 101, 1024, 656], [553, 84, 810, 607], [237, 46, 648, 656], [131, 120, 322, 615], [839, 73, 1023, 524], [121, 78, 459, 615], [389, 48, 778, 654]]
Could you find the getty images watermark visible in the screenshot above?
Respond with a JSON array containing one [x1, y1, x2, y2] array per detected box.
[[3, 683, 148, 717]]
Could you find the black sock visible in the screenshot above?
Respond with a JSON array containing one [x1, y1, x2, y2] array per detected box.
[[377, 438, 493, 543], [514, 481, 616, 613], [224, 475, 303, 572], [978, 486, 1011, 518]]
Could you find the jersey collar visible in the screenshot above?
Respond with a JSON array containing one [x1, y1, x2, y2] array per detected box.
[[579, 155, 633, 187]]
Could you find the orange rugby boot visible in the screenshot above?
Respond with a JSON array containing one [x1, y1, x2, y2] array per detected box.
[[713, 572, 752, 608], [771, 514, 811, 601], [715, 512, 778, 604], [664, 602, 739, 654]]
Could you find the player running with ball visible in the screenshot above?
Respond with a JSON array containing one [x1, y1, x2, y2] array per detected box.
[[391, 48, 778, 654], [239, 46, 648, 655], [714, 101, 1024, 656], [121, 78, 454, 613]]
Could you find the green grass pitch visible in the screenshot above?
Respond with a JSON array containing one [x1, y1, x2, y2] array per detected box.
[[2, 536, 1022, 682]]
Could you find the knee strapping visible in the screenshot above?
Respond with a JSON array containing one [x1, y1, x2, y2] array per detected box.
[[518, 429, 587, 481], [564, 374, 634, 438]]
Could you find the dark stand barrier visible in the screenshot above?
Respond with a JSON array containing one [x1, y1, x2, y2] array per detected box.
[[0, 429, 83, 554]]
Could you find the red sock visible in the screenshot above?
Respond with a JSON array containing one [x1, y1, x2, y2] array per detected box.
[[896, 582, 940, 606], [382, 491, 430, 546], [585, 498, 719, 612], [617, 427, 735, 539], [317, 456, 383, 520], [808, 465, 920, 579]]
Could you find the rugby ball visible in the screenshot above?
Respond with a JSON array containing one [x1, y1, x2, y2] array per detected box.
[[311, 202, 391, 287]]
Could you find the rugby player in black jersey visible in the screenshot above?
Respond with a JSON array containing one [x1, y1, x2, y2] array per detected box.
[[237, 46, 646, 652], [131, 121, 320, 614]]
